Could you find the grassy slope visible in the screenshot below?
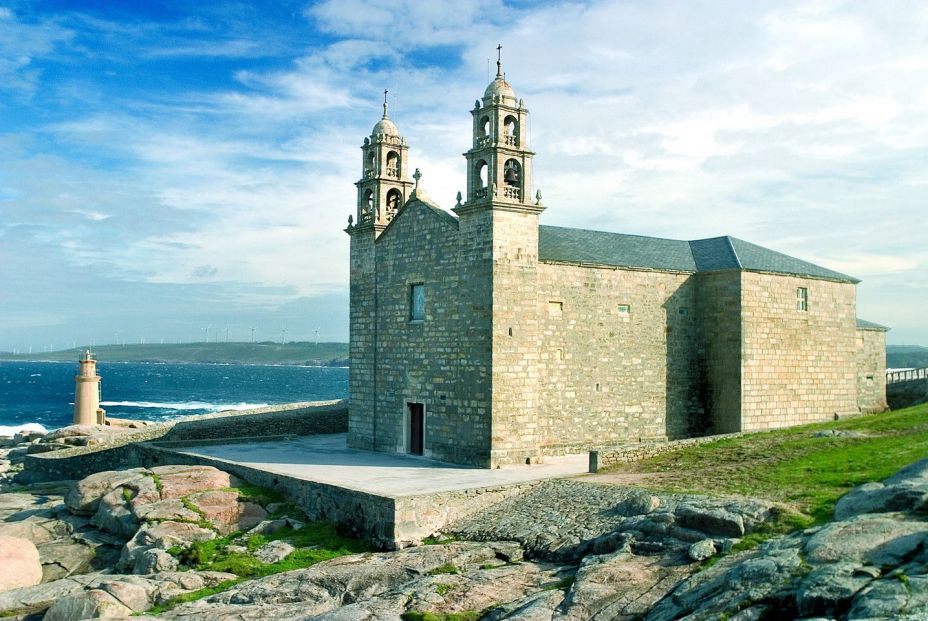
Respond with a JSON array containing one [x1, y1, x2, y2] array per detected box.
[[0, 342, 348, 365], [602, 403, 928, 526]]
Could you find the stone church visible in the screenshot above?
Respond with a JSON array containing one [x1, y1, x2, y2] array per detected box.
[[345, 58, 888, 468]]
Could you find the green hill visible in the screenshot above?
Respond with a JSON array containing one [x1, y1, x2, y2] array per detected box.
[[887, 344, 928, 369], [0, 342, 348, 366]]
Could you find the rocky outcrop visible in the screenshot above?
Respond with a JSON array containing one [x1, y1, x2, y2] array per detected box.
[[0, 570, 236, 619], [157, 541, 526, 620], [0, 535, 43, 592], [555, 551, 693, 620], [834, 457, 928, 520], [451, 480, 772, 561], [645, 458, 928, 621]]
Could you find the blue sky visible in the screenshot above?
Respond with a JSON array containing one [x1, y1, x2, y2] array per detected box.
[[1, 0, 926, 352]]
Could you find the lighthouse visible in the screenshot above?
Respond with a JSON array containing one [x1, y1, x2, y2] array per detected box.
[[74, 350, 105, 425]]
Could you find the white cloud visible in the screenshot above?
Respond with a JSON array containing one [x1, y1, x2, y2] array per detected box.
[[3, 0, 928, 347]]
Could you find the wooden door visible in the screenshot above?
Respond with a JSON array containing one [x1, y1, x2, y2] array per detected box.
[[409, 403, 424, 455]]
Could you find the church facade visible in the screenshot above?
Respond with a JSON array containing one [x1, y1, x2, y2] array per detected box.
[[345, 62, 888, 468]]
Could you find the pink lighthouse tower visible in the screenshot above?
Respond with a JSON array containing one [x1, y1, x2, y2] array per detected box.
[[73, 350, 106, 425]]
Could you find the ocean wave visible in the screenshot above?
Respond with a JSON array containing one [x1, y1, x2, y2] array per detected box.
[[0, 422, 48, 437], [100, 401, 269, 412]]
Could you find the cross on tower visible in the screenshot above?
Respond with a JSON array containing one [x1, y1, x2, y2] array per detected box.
[[382, 89, 389, 117], [413, 168, 422, 189], [496, 44, 503, 77]]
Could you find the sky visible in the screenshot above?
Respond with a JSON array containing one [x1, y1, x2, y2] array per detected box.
[[1, 0, 926, 352]]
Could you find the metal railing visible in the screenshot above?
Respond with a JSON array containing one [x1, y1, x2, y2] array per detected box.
[[887, 368, 928, 384]]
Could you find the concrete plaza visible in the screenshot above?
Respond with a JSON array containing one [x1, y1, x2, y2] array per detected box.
[[177, 433, 589, 497]]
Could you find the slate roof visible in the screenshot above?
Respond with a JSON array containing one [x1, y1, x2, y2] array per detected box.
[[538, 225, 859, 283], [856, 318, 890, 331]]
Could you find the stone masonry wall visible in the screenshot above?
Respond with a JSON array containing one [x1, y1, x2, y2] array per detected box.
[[23, 401, 347, 483], [856, 327, 888, 413], [348, 227, 377, 451], [739, 272, 858, 429], [371, 200, 493, 466], [696, 271, 743, 433], [490, 208, 542, 466], [535, 264, 701, 452]]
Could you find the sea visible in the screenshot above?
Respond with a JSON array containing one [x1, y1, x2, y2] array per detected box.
[[0, 360, 348, 436]]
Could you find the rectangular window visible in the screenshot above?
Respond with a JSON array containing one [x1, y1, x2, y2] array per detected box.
[[796, 287, 808, 312], [548, 301, 563, 317], [617, 304, 631, 315], [410, 284, 425, 321]]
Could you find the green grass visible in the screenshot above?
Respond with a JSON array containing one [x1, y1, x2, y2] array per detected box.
[[435, 583, 457, 596], [422, 535, 458, 545], [174, 522, 371, 578], [400, 612, 481, 621], [145, 579, 245, 615], [428, 564, 460, 576], [602, 403, 928, 528], [542, 576, 575, 591], [226, 483, 287, 508], [153, 521, 372, 613]]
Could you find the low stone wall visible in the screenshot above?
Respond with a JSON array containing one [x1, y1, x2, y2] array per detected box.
[[22, 401, 347, 483], [136, 443, 397, 548], [888, 379, 928, 410], [135, 444, 540, 549], [588, 432, 745, 472]]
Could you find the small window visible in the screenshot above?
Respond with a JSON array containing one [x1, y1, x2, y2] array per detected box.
[[796, 287, 808, 312], [554, 348, 564, 361], [548, 301, 563, 317], [410, 284, 425, 321], [617, 304, 631, 315], [679, 308, 688, 316], [595, 383, 602, 392]]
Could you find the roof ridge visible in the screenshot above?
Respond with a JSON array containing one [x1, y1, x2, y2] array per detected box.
[[724, 236, 743, 269]]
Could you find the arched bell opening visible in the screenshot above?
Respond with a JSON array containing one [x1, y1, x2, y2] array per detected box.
[[477, 115, 491, 147], [386, 151, 400, 178], [503, 115, 519, 147], [361, 189, 374, 223], [385, 189, 402, 221], [366, 151, 376, 177], [475, 159, 489, 199], [503, 159, 521, 200]]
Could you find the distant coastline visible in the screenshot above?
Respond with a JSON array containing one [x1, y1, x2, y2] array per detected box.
[[0, 342, 349, 367]]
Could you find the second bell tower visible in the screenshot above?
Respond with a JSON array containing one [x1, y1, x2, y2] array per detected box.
[[461, 47, 538, 211], [355, 91, 413, 232]]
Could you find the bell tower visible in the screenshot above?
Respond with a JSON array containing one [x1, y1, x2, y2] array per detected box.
[[459, 46, 540, 212], [454, 48, 545, 467], [354, 90, 413, 234]]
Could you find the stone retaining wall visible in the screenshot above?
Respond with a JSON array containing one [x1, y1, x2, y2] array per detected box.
[[22, 401, 347, 483], [137, 445, 538, 549], [588, 432, 745, 472], [136, 444, 397, 548]]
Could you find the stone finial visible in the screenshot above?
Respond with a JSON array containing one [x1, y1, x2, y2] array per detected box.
[[496, 43, 503, 78], [413, 168, 422, 189], [382, 89, 389, 119], [475, 99, 480, 109], [456, 191, 462, 207], [535, 189, 543, 205], [347, 214, 353, 227]]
